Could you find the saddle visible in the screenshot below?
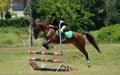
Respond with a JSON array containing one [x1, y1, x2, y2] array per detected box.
[[56, 29, 72, 39]]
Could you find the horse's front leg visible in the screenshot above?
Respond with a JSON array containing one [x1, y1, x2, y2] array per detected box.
[[42, 39, 53, 50]]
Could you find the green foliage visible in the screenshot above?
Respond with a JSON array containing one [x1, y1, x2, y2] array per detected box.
[[0, 0, 11, 18], [104, 0, 120, 26], [24, 0, 120, 31], [91, 24, 120, 43], [24, 0, 95, 32], [23, 4, 30, 16], [81, 0, 106, 29], [10, 11, 17, 17], [0, 17, 30, 27]]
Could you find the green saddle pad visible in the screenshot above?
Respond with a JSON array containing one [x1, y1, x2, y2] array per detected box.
[[56, 30, 73, 39]]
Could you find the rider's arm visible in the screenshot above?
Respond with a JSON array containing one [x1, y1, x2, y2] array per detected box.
[[49, 24, 54, 27], [49, 24, 58, 29]]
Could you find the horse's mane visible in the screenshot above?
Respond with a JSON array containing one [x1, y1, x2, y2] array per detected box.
[[36, 21, 50, 25]]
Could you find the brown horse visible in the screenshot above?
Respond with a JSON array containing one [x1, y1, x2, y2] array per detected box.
[[32, 21, 101, 67]]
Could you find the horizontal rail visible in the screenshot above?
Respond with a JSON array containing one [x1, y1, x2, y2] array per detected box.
[[30, 50, 62, 56], [29, 62, 75, 72], [29, 58, 62, 63], [34, 67, 70, 71]]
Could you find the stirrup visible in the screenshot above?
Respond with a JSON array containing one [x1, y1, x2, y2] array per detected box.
[[62, 37, 67, 41]]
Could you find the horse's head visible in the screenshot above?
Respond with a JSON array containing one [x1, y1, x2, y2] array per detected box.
[[32, 22, 50, 39], [32, 22, 40, 39]]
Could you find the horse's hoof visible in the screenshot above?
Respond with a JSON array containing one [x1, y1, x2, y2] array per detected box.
[[88, 64, 91, 68], [87, 60, 91, 68], [88, 63, 91, 68], [46, 47, 49, 50]]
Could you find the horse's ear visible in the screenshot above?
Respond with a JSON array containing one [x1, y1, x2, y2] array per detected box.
[[31, 22, 36, 28]]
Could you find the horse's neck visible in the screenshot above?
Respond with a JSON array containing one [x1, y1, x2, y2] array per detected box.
[[39, 24, 56, 38], [39, 23, 49, 34]]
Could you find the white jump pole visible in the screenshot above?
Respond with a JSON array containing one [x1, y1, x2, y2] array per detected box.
[[29, 0, 33, 58], [21, 0, 32, 70], [59, 20, 64, 62], [56, 20, 65, 71]]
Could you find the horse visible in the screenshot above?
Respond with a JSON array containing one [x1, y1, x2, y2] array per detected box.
[[32, 21, 101, 67]]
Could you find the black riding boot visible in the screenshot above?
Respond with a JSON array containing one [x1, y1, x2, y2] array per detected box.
[[61, 32, 67, 41]]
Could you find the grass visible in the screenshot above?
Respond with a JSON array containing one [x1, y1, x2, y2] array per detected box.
[[0, 44, 120, 75], [0, 27, 29, 47]]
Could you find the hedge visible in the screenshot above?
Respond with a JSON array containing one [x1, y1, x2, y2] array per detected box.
[[0, 17, 30, 27], [91, 24, 120, 43]]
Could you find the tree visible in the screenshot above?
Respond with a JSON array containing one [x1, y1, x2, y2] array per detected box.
[[24, 0, 120, 31], [81, 0, 106, 29], [115, 0, 120, 24], [0, 0, 11, 19], [25, 0, 95, 32], [104, 0, 118, 26]]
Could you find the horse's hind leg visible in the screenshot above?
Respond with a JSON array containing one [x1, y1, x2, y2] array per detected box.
[[82, 49, 91, 68], [74, 44, 91, 67]]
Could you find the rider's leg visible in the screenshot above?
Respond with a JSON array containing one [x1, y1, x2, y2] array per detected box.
[[60, 25, 67, 41], [61, 32, 67, 41]]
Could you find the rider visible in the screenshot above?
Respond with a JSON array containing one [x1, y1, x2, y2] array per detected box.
[[49, 13, 67, 41]]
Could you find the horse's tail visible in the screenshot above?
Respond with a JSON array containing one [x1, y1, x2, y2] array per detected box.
[[82, 32, 101, 53]]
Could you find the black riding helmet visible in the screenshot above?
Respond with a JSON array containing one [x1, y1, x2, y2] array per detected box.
[[51, 13, 57, 17]]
